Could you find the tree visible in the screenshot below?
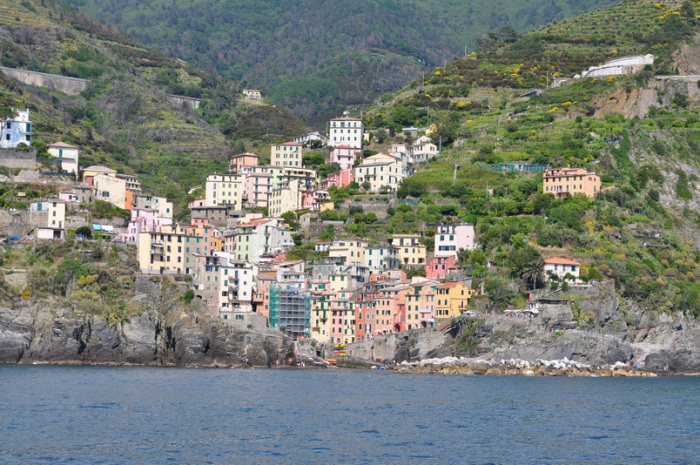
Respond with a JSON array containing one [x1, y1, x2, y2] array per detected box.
[[680, 1, 696, 25], [374, 128, 388, 144], [361, 181, 371, 191], [456, 248, 471, 265], [75, 226, 92, 239], [521, 257, 545, 290]]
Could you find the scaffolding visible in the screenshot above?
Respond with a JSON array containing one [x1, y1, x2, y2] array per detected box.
[[269, 283, 311, 339]]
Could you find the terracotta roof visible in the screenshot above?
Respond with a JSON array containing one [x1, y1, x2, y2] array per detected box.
[[545, 257, 581, 266], [281, 142, 302, 146], [334, 144, 354, 149], [241, 219, 271, 227], [436, 282, 461, 289]]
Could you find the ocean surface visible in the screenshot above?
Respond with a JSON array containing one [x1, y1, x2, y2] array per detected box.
[[0, 366, 698, 464]]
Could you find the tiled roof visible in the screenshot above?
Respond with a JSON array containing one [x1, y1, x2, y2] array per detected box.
[[545, 257, 581, 266]]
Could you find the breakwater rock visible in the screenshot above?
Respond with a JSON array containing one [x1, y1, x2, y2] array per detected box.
[[0, 305, 294, 367], [395, 356, 656, 377]]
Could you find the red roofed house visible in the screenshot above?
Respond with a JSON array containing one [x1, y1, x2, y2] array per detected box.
[[543, 167, 601, 199], [544, 257, 581, 279]]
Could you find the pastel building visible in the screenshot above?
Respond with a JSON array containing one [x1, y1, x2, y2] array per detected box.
[[322, 169, 354, 189], [435, 223, 476, 258], [93, 174, 129, 209], [426, 255, 457, 280], [205, 173, 243, 207], [81, 165, 116, 187], [435, 282, 475, 318], [234, 218, 294, 263], [391, 234, 426, 266], [132, 194, 173, 219], [48, 142, 79, 177], [329, 145, 358, 170], [353, 153, 404, 192], [119, 208, 173, 245], [229, 152, 259, 173], [328, 239, 369, 265], [364, 246, 400, 272], [268, 180, 303, 217], [271, 142, 303, 167], [329, 117, 363, 149], [543, 167, 601, 199]]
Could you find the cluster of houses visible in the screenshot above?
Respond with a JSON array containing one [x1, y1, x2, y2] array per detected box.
[[3, 109, 592, 343]]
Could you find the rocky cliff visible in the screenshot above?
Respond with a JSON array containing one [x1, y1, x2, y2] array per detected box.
[[0, 304, 294, 367], [344, 282, 700, 373]]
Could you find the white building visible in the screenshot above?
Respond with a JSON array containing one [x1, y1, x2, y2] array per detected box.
[[412, 135, 439, 162], [47, 142, 79, 178], [293, 131, 323, 145], [329, 116, 363, 150], [0, 109, 32, 148], [364, 246, 400, 272], [435, 224, 476, 258], [132, 194, 173, 219], [218, 252, 258, 314], [545, 257, 581, 279], [30, 199, 66, 229], [234, 218, 294, 263], [205, 173, 243, 208]]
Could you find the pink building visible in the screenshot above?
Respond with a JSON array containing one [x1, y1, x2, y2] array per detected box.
[[426, 255, 457, 280], [58, 192, 79, 203], [330, 145, 358, 170], [322, 170, 354, 189], [302, 189, 330, 210], [242, 169, 273, 207], [118, 208, 173, 245]]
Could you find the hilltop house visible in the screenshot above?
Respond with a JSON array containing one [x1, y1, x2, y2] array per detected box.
[[0, 109, 32, 148], [543, 167, 601, 199], [271, 142, 303, 168], [435, 223, 475, 258], [545, 257, 581, 280]]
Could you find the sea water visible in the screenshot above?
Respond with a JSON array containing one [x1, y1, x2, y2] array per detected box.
[[0, 365, 697, 464]]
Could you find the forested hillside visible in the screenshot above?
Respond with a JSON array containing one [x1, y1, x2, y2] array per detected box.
[[335, 0, 700, 317], [64, 0, 618, 124], [0, 0, 307, 210]]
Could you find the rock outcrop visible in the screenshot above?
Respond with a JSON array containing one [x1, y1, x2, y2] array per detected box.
[[0, 305, 294, 367]]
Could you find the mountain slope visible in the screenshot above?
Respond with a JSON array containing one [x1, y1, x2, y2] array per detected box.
[[64, 0, 619, 124], [351, 0, 700, 319], [0, 0, 307, 208]]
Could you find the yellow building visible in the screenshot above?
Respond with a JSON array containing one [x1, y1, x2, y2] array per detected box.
[[328, 239, 368, 265], [309, 286, 332, 343], [93, 174, 128, 209], [268, 180, 302, 217], [435, 282, 475, 318], [271, 142, 303, 167], [391, 234, 427, 266], [405, 280, 438, 329], [138, 225, 209, 274], [205, 173, 243, 207]]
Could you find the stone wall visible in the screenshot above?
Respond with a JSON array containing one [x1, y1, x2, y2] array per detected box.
[[0, 67, 90, 95], [166, 94, 202, 110], [0, 150, 38, 169]]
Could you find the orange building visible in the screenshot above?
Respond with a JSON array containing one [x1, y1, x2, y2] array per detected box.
[[543, 167, 601, 199]]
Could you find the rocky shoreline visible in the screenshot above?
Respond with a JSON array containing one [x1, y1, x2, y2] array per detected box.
[[394, 356, 659, 377]]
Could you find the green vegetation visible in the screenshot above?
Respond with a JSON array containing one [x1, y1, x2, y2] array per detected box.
[[65, 0, 618, 123]]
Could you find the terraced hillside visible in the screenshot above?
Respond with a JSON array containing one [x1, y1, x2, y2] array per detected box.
[[333, 0, 700, 318]]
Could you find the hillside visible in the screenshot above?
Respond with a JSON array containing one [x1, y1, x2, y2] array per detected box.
[[0, 0, 307, 208], [63, 0, 618, 124], [325, 0, 700, 320]]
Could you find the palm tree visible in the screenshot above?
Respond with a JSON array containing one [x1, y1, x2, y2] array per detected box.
[[456, 248, 471, 265], [521, 257, 545, 290]]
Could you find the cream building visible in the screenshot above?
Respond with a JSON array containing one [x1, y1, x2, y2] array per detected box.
[[328, 239, 369, 265], [93, 174, 128, 209], [48, 142, 79, 177], [271, 142, 303, 167], [391, 234, 427, 266], [132, 193, 173, 219], [353, 153, 403, 192], [268, 180, 302, 217], [138, 225, 207, 274], [205, 173, 243, 208]]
